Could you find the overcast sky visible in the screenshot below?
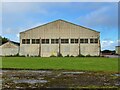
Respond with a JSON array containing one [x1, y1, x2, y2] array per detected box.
[[1, 2, 118, 50]]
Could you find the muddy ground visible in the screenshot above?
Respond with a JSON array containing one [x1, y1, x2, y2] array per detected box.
[[1, 70, 120, 89]]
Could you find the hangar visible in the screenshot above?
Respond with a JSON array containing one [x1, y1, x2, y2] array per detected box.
[[20, 19, 100, 57], [115, 46, 120, 55], [0, 41, 19, 56]]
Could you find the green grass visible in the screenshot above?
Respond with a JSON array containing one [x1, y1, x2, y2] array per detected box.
[[1, 57, 118, 72]]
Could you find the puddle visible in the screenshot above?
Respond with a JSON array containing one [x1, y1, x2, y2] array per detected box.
[[114, 74, 120, 77], [0, 70, 2, 74], [2, 70, 10, 72], [13, 79, 48, 84], [30, 70, 52, 74], [62, 72, 85, 74], [2, 70, 52, 74], [2, 70, 120, 88], [0, 79, 2, 83], [112, 74, 120, 77], [115, 82, 120, 86]]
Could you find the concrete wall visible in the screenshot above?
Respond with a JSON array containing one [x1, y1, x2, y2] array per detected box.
[[115, 46, 120, 55], [0, 42, 19, 56], [20, 20, 100, 57]]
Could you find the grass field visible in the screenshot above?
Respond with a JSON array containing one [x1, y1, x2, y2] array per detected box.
[[1, 57, 118, 72]]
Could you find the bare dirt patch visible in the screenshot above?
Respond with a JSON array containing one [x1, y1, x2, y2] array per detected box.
[[1, 70, 120, 89]]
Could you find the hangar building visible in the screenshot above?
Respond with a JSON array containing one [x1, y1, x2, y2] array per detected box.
[[0, 41, 20, 56], [20, 19, 100, 57], [115, 46, 120, 55]]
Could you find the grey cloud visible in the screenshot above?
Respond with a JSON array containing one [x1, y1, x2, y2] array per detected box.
[[101, 39, 119, 50], [2, 2, 48, 15], [76, 4, 118, 28]]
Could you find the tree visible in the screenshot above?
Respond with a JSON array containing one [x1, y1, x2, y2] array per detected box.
[[102, 50, 115, 55], [0, 36, 9, 45]]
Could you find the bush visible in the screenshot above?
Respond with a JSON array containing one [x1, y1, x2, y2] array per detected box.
[[93, 55, 100, 57], [27, 54, 29, 57], [5, 55, 12, 57], [31, 55, 40, 57], [57, 53, 63, 57], [4, 53, 26, 57], [15, 53, 19, 56], [70, 55, 74, 57], [50, 55, 56, 57], [86, 54, 91, 57], [65, 54, 69, 57], [77, 54, 85, 57], [5, 53, 20, 57], [19, 55, 25, 57], [85, 55, 100, 57]]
